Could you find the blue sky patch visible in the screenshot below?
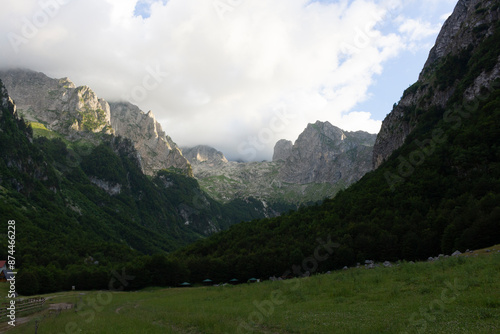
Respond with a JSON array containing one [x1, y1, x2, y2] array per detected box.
[[134, 0, 167, 19]]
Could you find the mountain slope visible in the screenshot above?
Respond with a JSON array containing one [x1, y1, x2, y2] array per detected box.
[[174, 0, 500, 281], [373, 0, 500, 168]]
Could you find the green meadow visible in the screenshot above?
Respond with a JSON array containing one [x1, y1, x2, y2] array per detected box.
[[5, 251, 500, 334]]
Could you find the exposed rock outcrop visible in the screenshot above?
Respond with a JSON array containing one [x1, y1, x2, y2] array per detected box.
[[421, 0, 498, 75], [278, 121, 376, 185], [0, 69, 192, 176], [88, 176, 122, 196], [0, 69, 112, 138], [185, 121, 376, 204], [0, 79, 16, 118], [183, 145, 228, 166], [109, 102, 192, 176], [373, 0, 500, 169], [272, 140, 293, 162]]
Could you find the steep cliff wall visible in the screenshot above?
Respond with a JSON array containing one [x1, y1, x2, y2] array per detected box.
[[373, 0, 500, 168], [0, 69, 112, 137], [0, 69, 192, 176], [278, 121, 376, 185], [109, 102, 192, 176]]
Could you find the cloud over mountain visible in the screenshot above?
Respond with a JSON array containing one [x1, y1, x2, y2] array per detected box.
[[0, 0, 455, 160]]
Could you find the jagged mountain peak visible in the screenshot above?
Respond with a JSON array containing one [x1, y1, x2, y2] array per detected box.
[[108, 100, 193, 176], [0, 68, 112, 135], [278, 121, 377, 185], [58, 77, 76, 88], [301, 121, 347, 143], [0, 69, 192, 177], [186, 120, 376, 204], [183, 145, 228, 165], [273, 139, 293, 162]]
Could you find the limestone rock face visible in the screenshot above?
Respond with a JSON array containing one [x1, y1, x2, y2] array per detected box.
[[373, 0, 500, 169], [183, 145, 228, 166], [0, 69, 112, 137], [272, 140, 293, 162], [185, 121, 376, 204], [109, 102, 192, 176], [278, 121, 376, 185], [421, 0, 498, 75], [88, 176, 122, 196], [0, 79, 16, 118], [0, 69, 192, 177]]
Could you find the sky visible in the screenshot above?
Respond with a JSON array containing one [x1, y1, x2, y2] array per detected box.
[[0, 0, 458, 161]]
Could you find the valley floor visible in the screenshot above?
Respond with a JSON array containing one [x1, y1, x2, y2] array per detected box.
[[3, 248, 500, 334]]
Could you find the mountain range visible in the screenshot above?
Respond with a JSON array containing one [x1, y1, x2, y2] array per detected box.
[[183, 122, 376, 204], [0, 68, 377, 206], [0, 0, 499, 293]]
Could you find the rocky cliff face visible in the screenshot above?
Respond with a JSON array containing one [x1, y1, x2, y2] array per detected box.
[[272, 139, 293, 162], [421, 0, 498, 74], [183, 145, 229, 166], [185, 121, 376, 204], [279, 121, 376, 185], [0, 79, 15, 117], [373, 0, 500, 168], [109, 102, 192, 177], [0, 69, 112, 138], [0, 69, 192, 176]]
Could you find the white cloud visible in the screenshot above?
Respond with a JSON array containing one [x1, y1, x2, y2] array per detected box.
[[0, 0, 449, 160], [397, 17, 441, 42]]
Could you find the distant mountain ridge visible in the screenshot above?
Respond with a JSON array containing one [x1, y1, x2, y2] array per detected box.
[[184, 121, 377, 204], [183, 145, 229, 166], [109, 101, 192, 177], [277, 121, 376, 185], [0, 69, 377, 206]]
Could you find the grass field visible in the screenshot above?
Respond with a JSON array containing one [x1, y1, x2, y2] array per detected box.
[[3, 249, 500, 334]]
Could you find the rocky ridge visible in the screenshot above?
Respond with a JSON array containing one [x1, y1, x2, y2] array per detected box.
[[0, 69, 192, 176], [0, 69, 112, 137], [183, 145, 229, 166], [109, 102, 192, 177], [278, 121, 376, 185], [185, 121, 376, 204], [272, 140, 293, 162], [373, 0, 500, 168]]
